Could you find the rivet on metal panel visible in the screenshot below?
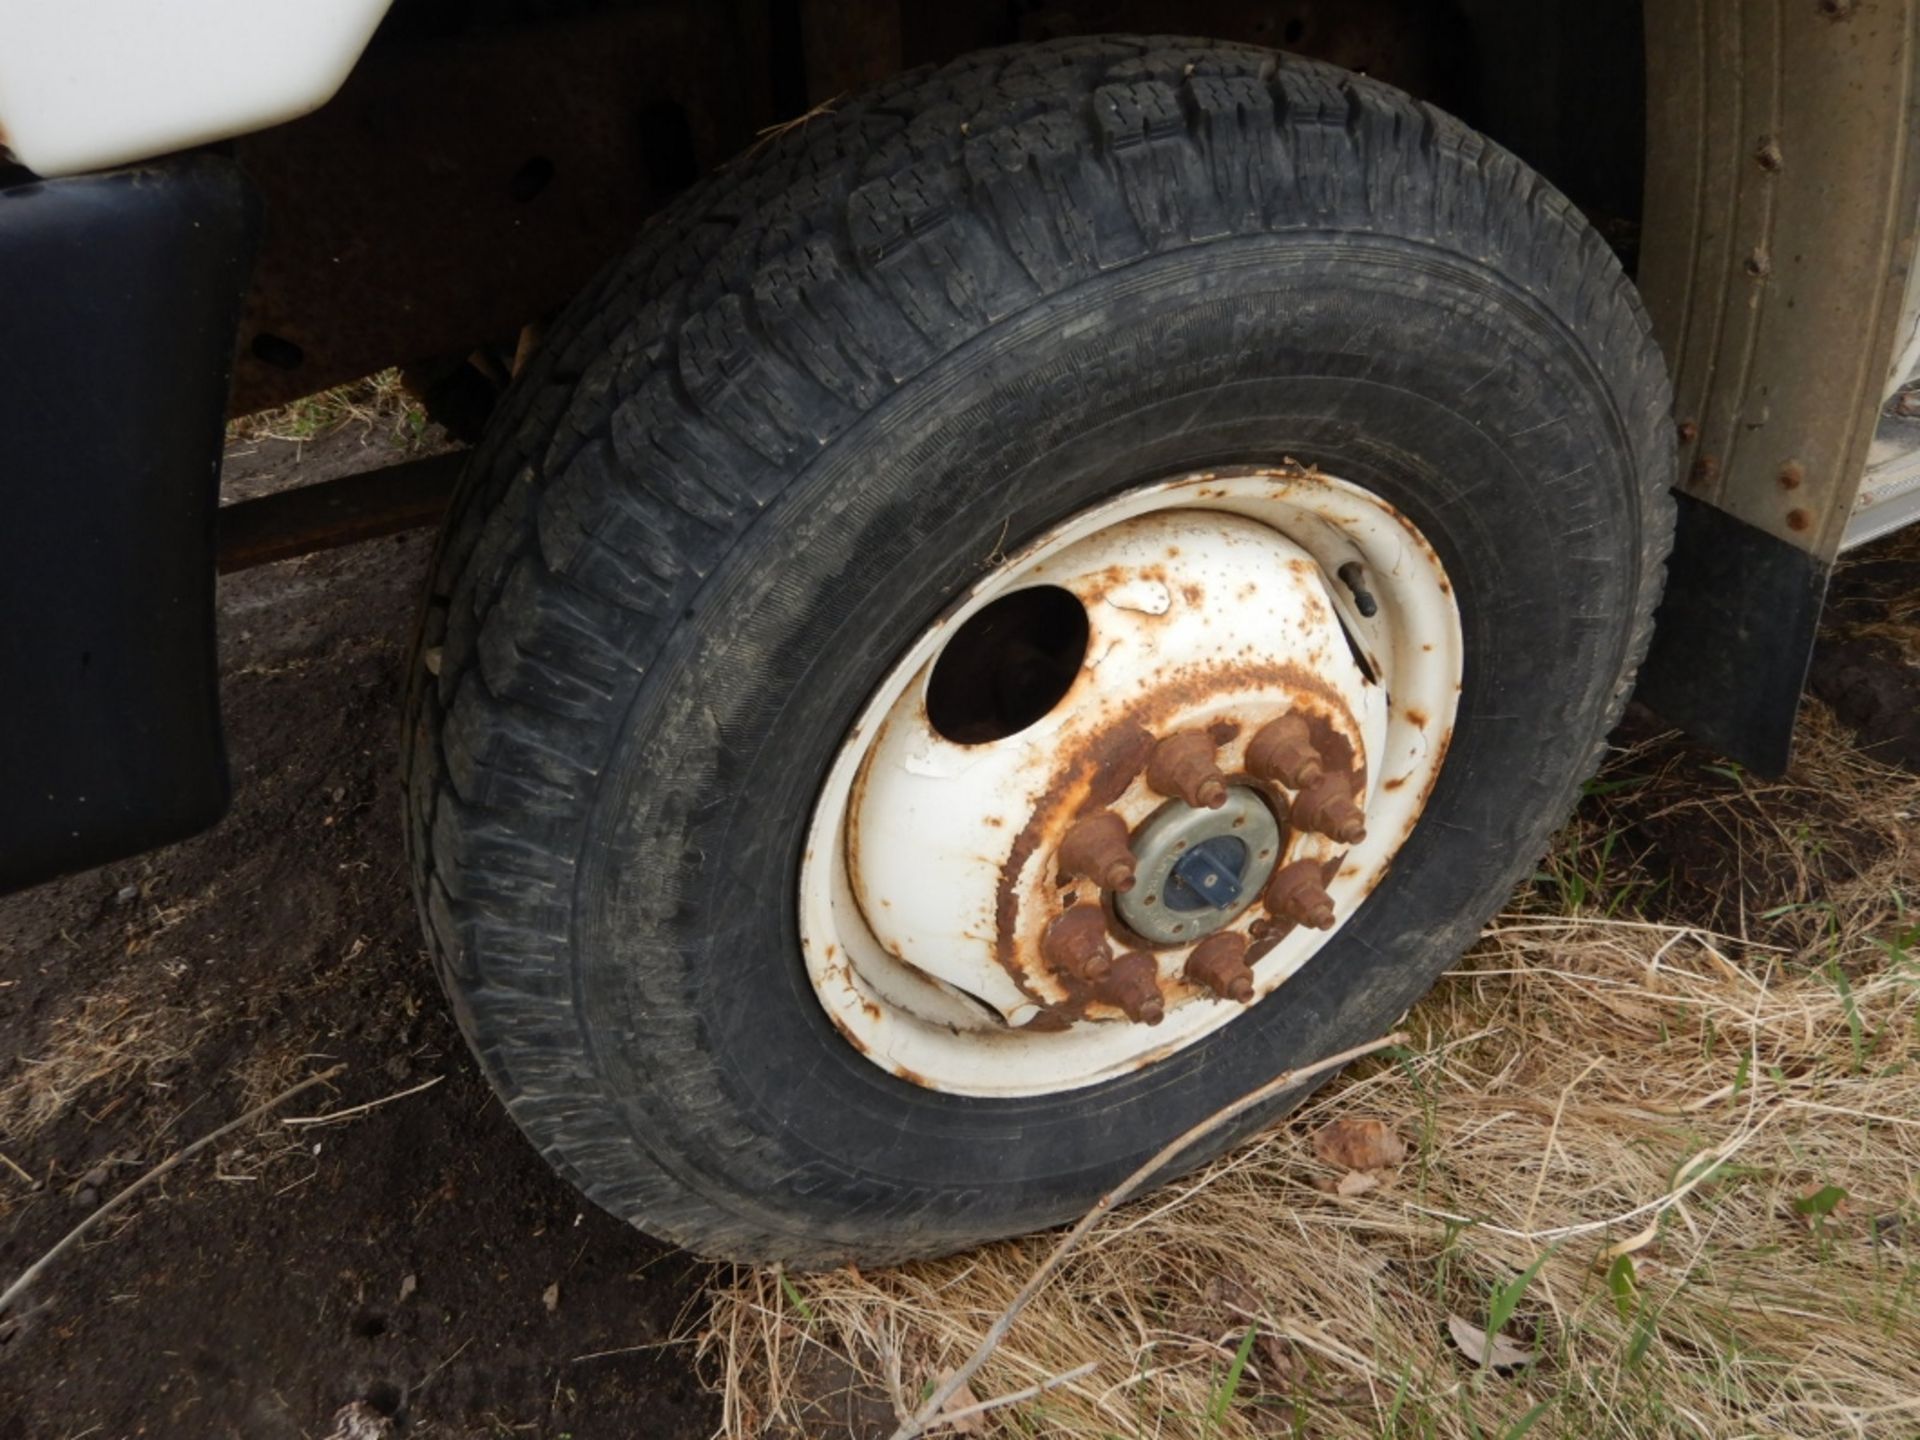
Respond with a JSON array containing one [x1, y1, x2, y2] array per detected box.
[[1755, 136, 1785, 172], [1787, 508, 1813, 532], [1778, 461, 1806, 491]]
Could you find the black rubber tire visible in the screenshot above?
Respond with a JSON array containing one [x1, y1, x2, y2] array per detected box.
[[403, 36, 1674, 1265]]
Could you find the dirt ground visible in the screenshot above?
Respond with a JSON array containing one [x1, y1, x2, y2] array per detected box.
[[0, 423, 718, 1440], [2, 417, 1917, 1440]]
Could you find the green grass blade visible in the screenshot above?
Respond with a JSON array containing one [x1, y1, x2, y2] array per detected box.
[[1207, 1324, 1260, 1430]]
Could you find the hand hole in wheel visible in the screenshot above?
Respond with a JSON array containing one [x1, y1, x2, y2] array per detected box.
[[925, 585, 1088, 744]]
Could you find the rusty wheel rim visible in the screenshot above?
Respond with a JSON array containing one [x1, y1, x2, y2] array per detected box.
[[798, 464, 1463, 1096]]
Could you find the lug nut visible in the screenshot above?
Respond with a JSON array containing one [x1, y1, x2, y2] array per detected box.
[[1246, 712, 1325, 790], [1042, 905, 1113, 981], [1292, 773, 1366, 844], [1185, 932, 1255, 1003], [1263, 860, 1336, 929], [1146, 730, 1227, 810], [1098, 951, 1166, 1025], [1058, 810, 1138, 892]]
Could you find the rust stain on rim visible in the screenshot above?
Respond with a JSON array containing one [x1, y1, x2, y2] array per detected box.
[[991, 657, 1361, 989]]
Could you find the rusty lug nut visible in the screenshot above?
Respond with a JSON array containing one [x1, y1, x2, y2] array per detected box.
[[1263, 860, 1337, 930], [1058, 810, 1138, 892], [1146, 730, 1228, 810], [1098, 951, 1166, 1025], [1246, 712, 1326, 790], [1291, 773, 1367, 845], [1041, 905, 1113, 982], [1185, 932, 1255, 1003]]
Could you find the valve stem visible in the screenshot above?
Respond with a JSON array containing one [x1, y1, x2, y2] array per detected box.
[[1336, 560, 1379, 618]]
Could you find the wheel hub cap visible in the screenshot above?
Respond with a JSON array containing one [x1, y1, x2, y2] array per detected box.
[[1117, 788, 1280, 944]]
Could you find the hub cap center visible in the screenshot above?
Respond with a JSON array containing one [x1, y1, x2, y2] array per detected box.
[[1117, 786, 1280, 944], [1166, 838, 1247, 911]]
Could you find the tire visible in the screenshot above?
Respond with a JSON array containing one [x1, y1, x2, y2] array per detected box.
[[403, 35, 1674, 1264]]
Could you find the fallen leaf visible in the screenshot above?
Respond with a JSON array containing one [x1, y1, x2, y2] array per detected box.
[[1309, 1167, 1383, 1196], [1203, 1272, 1261, 1313], [1597, 1218, 1660, 1263], [1792, 1183, 1849, 1223], [1312, 1117, 1406, 1173], [934, 1370, 986, 1435], [1335, 1169, 1381, 1197], [1255, 1333, 1308, 1394], [1447, 1314, 1535, 1370], [542, 1281, 561, 1314], [397, 1273, 418, 1304]]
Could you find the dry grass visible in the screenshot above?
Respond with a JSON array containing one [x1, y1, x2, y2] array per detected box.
[[704, 705, 1920, 1439], [225, 368, 427, 448], [0, 988, 196, 1144], [1835, 523, 1920, 665]]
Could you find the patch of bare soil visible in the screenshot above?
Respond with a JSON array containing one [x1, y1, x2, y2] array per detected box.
[[0, 425, 716, 1440], [1810, 523, 1920, 772], [1534, 524, 1920, 951]]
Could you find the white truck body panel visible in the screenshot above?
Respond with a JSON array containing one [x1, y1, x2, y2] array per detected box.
[[0, 0, 392, 176]]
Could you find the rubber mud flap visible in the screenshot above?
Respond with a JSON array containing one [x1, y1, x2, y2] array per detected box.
[[0, 157, 258, 893]]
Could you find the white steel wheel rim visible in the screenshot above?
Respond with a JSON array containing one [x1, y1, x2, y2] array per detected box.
[[798, 465, 1463, 1097]]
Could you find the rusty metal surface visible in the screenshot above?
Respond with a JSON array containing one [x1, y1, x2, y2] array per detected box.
[[899, 0, 1475, 114], [1144, 729, 1231, 810], [228, 5, 766, 416], [1639, 0, 1920, 559], [1005, 703, 1362, 1027], [1057, 809, 1138, 893], [801, 0, 903, 106], [842, 488, 1400, 1040], [215, 451, 465, 573], [1184, 932, 1254, 1003]]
